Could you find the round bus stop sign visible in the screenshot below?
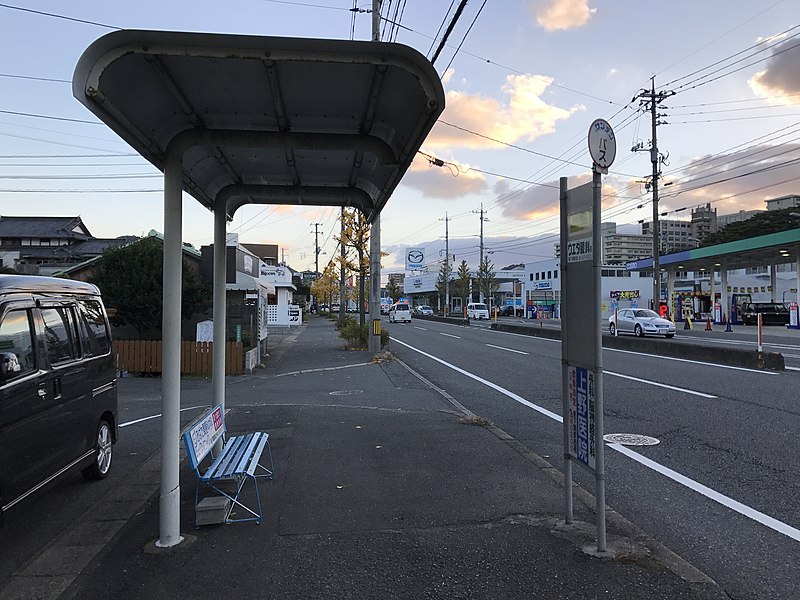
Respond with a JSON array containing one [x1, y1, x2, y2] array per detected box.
[[588, 119, 616, 169]]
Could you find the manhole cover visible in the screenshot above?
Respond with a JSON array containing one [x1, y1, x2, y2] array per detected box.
[[329, 390, 364, 396], [603, 433, 660, 446]]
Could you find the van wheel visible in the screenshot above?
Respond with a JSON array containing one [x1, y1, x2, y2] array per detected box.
[[82, 420, 113, 481]]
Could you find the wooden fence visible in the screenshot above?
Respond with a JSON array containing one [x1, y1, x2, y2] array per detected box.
[[113, 340, 245, 375]]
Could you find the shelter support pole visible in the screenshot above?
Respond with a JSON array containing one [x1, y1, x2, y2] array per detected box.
[[212, 203, 227, 452], [369, 214, 381, 353], [157, 145, 184, 548], [771, 260, 777, 302], [796, 254, 800, 309], [709, 266, 716, 320], [667, 270, 675, 318], [721, 261, 729, 321]]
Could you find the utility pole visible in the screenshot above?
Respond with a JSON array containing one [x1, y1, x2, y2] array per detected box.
[[473, 203, 489, 303], [372, 0, 381, 41], [311, 222, 322, 310], [440, 212, 450, 315], [339, 208, 346, 320], [633, 77, 673, 310]]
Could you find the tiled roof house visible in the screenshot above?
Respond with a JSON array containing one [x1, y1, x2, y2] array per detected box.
[[0, 215, 137, 275]]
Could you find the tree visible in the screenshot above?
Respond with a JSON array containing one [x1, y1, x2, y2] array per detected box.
[[476, 256, 499, 308], [91, 237, 209, 337], [310, 263, 339, 310], [701, 207, 800, 246], [452, 260, 472, 314], [386, 277, 402, 302]]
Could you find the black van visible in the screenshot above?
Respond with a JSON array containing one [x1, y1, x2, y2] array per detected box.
[[0, 275, 118, 515]]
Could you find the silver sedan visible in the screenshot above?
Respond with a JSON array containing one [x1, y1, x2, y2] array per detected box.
[[609, 308, 676, 338]]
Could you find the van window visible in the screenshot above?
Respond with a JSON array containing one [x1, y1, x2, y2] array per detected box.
[[40, 307, 80, 364], [396, 304, 409, 311], [79, 299, 111, 355], [0, 309, 36, 379]]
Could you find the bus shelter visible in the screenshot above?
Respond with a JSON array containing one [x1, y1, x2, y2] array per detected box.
[[73, 30, 444, 547]]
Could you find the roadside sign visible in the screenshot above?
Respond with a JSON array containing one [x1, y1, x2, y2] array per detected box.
[[588, 119, 616, 170], [568, 366, 596, 469]]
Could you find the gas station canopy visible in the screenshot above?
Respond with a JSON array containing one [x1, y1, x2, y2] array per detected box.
[[72, 30, 445, 221]]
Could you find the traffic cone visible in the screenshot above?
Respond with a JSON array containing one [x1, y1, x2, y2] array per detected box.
[[705, 317, 712, 331]]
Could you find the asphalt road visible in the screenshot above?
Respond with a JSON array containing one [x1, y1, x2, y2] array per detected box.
[[0, 377, 211, 584], [387, 318, 800, 600]]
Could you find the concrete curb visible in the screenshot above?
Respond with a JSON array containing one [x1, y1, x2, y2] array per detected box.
[[491, 322, 785, 370]]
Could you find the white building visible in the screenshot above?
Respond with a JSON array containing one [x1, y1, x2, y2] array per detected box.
[[765, 194, 800, 211], [524, 259, 654, 320]]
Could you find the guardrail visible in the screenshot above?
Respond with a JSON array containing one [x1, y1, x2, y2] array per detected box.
[[413, 314, 470, 326], [490, 322, 784, 371]]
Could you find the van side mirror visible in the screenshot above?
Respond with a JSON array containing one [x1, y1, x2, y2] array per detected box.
[[0, 352, 21, 380]]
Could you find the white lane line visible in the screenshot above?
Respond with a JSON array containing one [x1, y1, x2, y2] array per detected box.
[[486, 343, 529, 355], [781, 353, 800, 358], [414, 326, 428, 331], [119, 405, 206, 428], [606, 371, 717, 398], [391, 337, 800, 543], [440, 332, 461, 339], [611, 444, 800, 542], [607, 347, 779, 375], [391, 337, 560, 421], [492, 329, 559, 343], [786, 366, 800, 372]]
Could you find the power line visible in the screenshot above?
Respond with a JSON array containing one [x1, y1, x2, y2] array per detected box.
[[0, 108, 101, 125], [430, 0, 468, 66], [441, 0, 488, 77], [0, 2, 119, 29]]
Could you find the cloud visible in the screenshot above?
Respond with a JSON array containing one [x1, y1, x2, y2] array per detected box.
[[528, 0, 596, 31], [426, 74, 583, 150], [400, 153, 487, 199], [748, 38, 800, 104], [660, 143, 800, 213]]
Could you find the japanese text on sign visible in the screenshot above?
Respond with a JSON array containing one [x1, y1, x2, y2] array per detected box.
[[189, 405, 225, 460], [568, 366, 596, 471], [566, 237, 593, 263]]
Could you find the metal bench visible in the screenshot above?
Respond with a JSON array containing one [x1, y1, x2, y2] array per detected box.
[[182, 405, 275, 526]]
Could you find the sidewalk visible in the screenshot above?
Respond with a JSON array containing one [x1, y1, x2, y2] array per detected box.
[[53, 316, 725, 598]]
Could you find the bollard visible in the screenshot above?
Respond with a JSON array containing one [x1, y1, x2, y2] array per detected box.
[[705, 317, 712, 331]]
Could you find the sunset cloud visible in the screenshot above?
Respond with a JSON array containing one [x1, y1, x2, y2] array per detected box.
[[749, 37, 800, 105], [660, 144, 800, 213], [528, 0, 596, 31], [425, 74, 583, 150]]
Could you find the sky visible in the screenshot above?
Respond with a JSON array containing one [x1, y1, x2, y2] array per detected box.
[[1, 0, 799, 277]]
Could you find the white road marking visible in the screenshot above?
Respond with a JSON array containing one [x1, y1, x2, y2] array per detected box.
[[119, 405, 206, 428], [486, 343, 529, 355], [785, 366, 800, 372], [414, 326, 428, 331], [606, 371, 717, 398], [391, 337, 800, 543], [440, 332, 461, 339], [611, 444, 800, 542]]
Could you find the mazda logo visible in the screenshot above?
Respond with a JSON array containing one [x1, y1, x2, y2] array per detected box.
[[407, 250, 424, 263]]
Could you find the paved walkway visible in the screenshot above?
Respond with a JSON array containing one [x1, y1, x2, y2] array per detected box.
[[9, 316, 728, 599]]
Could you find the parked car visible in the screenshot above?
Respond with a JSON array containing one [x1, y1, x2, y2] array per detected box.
[[609, 308, 676, 338], [466, 302, 490, 320], [0, 275, 118, 517], [498, 305, 515, 317], [740, 302, 790, 325], [389, 302, 411, 323], [414, 305, 433, 316]]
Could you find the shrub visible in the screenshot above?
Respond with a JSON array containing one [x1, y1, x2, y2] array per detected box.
[[336, 316, 389, 350]]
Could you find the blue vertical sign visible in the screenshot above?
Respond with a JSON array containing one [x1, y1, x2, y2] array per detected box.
[[568, 365, 596, 471]]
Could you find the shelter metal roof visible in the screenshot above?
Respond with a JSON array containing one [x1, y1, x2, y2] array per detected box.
[[72, 30, 445, 222], [625, 228, 800, 272]]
